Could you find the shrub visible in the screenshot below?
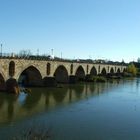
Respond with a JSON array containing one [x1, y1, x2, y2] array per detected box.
[[86, 75, 106, 83]]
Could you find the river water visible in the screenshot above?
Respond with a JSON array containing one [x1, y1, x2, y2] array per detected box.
[[0, 78, 140, 140]]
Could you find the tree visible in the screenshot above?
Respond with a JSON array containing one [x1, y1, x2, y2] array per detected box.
[[137, 58, 140, 63], [127, 63, 137, 76], [19, 50, 32, 57]]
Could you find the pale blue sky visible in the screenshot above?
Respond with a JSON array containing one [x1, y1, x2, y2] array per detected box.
[[0, 0, 140, 62]]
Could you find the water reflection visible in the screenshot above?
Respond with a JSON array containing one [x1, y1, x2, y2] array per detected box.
[[136, 78, 140, 89], [52, 88, 68, 103], [0, 80, 124, 124], [23, 90, 42, 110]]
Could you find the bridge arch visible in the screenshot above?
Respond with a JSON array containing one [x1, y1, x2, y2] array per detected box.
[[90, 66, 97, 76], [54, 65, 69, 83], [117, 68, 121, 74], [18, 65, 42, 86], [110, 67, 114, 74], [101, 68, 107, 76], [0, 73, 6, 90], [123, 68, 126, 73], [0, 69, 6, 82], [75, 65, 85, 81]]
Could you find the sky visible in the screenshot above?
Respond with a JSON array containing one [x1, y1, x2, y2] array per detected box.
[[0, 0, 140, 62]]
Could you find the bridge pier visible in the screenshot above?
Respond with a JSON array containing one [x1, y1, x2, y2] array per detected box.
[[6, 78, 20, 94], [85, 74, 92, 82], [43, 75, 84, 86], [43, 77, 57, 87], [69, 75, 77, 84]]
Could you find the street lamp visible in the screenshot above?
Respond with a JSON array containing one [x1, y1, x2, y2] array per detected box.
[[37, 49, 39, 56], [51, 49, 53, 55], [0, 44, 2, 57], [51, 49, 54, 59], [61, 52, 62, 59]]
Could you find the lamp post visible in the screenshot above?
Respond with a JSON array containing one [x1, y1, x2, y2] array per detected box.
[[51, 49, 53, 55], [37, 49, 39, 56], [51, 49, 54, 59], [61, 52, 62, 59], [0, 44, 2, 57]]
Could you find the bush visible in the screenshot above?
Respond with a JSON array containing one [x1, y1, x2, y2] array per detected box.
[[86, 75, 106, 83], [95, 76, 106, 83]]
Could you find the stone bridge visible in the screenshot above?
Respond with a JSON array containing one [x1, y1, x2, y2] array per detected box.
[[0, 58, 127, 91]]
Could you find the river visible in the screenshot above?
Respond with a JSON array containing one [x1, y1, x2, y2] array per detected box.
[[0, 78, 140, 140]]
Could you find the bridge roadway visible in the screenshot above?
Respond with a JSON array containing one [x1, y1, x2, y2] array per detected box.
[[0, 57, 127, 92]]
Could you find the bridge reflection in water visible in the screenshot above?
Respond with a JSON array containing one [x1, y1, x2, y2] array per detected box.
[[0, 80, 122, 124]]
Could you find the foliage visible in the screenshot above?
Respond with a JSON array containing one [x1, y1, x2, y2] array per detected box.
[[127, 63, 137, 76], [86, 75, 106, 83], [95, 76, 106, 82]]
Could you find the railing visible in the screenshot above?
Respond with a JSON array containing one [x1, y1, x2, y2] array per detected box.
[[0, 53, 127, 66]]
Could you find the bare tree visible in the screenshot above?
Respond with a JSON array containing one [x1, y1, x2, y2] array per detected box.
[[19, 50, 32, 57]]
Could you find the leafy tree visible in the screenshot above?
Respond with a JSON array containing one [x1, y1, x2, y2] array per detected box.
[[127, 63, 137, 76]]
